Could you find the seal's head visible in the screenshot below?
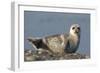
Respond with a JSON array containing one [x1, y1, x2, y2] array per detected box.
[[70, 24, 80, 36]]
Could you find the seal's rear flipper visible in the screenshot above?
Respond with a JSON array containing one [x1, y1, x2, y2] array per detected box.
[[27, 37, 42, 42], [27, 37, 42, 50], [27, 37, 46, 50]]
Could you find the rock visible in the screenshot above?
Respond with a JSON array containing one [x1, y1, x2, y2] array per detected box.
[[24, 49, 89, 61]]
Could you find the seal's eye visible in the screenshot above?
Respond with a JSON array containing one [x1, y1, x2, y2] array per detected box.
[[72, 27, 75, 30]]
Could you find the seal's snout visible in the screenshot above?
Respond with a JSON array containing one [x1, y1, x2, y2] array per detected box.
[[75, 27, 80, 34]]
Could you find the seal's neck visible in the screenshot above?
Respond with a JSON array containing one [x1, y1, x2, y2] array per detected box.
[[69, 31, 80, 43], [70, 32, 78, 37]]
